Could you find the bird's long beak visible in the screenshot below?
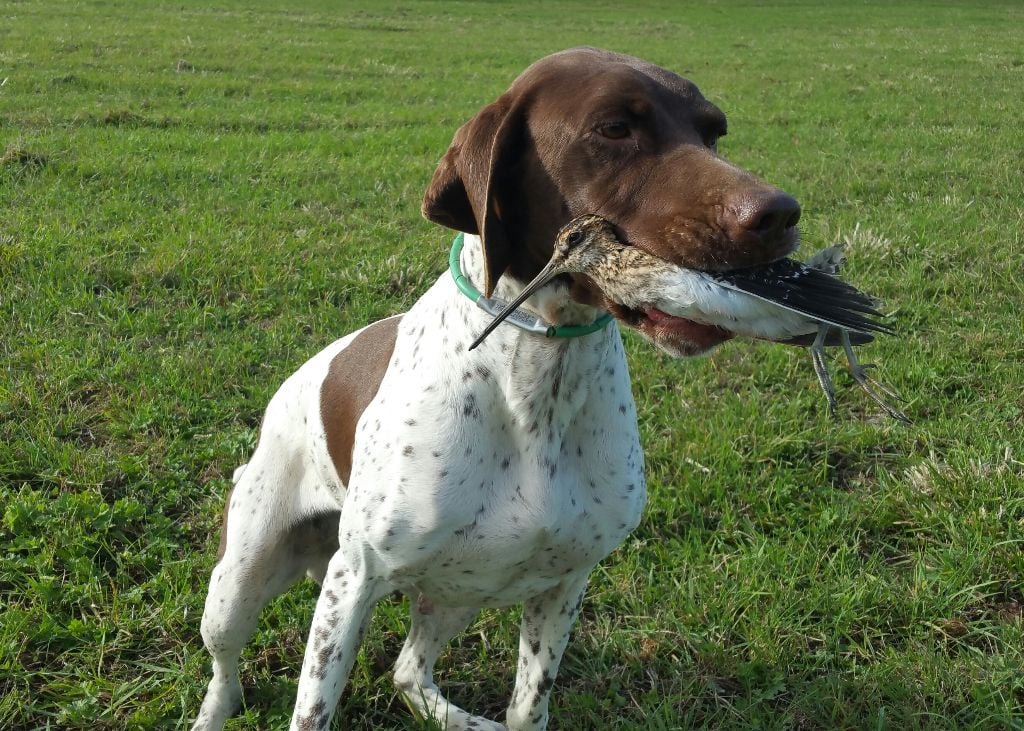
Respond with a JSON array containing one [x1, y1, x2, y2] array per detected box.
[[468, 260, 565, 351]]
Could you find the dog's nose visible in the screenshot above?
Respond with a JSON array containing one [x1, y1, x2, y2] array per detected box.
[[725, 188, 801, 246]]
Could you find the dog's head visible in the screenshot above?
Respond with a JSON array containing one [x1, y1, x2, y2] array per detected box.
[[423, 47, 801, 357]]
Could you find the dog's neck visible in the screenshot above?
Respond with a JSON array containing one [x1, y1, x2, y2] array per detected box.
[[454, 233, 619, 424], [460, 233, 603, 328]]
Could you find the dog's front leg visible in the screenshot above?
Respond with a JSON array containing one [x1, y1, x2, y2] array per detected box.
[[290, 548, 387, 731], [505, 574, 589, 731]]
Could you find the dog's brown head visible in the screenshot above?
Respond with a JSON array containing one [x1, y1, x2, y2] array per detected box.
[[423, 47, 801, 357]]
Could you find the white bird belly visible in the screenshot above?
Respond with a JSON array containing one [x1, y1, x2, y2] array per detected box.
[[605, 267, 818, 340]]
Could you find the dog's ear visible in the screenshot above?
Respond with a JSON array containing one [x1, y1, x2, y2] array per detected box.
[[423, 95, 527, 297]]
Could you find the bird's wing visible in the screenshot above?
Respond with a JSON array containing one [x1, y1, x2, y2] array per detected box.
[[708, 259, 893, 335], [781, 330, 874, 346]]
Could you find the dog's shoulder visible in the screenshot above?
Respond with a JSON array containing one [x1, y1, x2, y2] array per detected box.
[[319, 315, 404, 485]]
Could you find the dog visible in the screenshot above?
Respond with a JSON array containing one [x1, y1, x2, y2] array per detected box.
[[192, 47, 802, 731]]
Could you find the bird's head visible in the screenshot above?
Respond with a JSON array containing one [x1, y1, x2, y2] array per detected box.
[[548, 214, 618, 274]]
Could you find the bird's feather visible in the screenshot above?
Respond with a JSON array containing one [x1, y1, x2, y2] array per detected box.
[[707, 259, 892, 335]]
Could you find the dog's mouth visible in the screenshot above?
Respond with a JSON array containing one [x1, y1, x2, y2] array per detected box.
[[609, 302, 734, 356], [587, 226, 793, 356]]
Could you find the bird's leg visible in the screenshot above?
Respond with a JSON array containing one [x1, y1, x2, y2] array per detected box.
[[810, 324, 837, 417], [840, 330, 911, 423]]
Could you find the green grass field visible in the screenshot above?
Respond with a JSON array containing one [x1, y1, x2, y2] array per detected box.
[[2, 1, 1023, 728]]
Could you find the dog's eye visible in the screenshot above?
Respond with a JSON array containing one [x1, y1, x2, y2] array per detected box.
[[596, 122, 630, 140]]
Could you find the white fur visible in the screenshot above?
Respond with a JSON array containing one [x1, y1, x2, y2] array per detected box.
[[193, 233, 647, 731]]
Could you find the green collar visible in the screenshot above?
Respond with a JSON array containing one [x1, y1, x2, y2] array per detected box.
[[449, 232, 613, 339]]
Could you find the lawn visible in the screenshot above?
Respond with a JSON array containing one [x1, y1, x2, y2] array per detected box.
[[2, 0, 1023, 728]]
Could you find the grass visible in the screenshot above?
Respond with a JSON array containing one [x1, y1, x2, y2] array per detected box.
[[2, 0, 1023, 728]]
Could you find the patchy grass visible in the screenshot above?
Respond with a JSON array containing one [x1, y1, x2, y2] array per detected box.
[[2, 0, 1023, 728]]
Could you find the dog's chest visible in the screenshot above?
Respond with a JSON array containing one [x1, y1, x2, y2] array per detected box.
[[336, 285, 647, 606], [406, 437, 645, 605]]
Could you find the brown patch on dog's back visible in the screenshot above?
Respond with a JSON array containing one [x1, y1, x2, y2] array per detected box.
[[320, 316, 402, 484]]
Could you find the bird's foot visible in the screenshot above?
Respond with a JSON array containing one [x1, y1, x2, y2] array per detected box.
[[841, 332, 911, 424], [810, 325, 838, 417]]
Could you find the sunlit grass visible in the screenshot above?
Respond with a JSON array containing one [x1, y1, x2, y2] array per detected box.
[[2, 1, 1022, 728]]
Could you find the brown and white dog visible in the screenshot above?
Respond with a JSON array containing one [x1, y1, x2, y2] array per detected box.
[[192, 47, 802, 731]]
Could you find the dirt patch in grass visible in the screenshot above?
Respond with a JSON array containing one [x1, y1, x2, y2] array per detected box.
[[102, 108, 142, 126], [936, 588, 1024, 654], [972, 588, 1024, 625], [1, 147, 48, 169]]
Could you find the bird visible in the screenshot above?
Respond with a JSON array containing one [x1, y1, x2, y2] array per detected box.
[[470, 214, 908, 422]]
